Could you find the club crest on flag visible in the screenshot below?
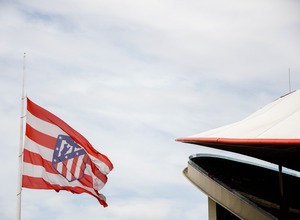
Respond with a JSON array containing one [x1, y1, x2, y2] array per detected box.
[[52, 135, 89, 182]]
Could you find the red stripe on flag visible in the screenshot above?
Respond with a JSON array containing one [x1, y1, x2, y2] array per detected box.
[[23, 149, 57, 174], [61, 160, 68, 179], [26, 124, 56, 150], [80, 155, 88, 174], [22, 175, 53, 190], [70, 155, 79, 180], [90, 161, 108, 184], [79, 172, 94, 188], [22, 175, 107, 207]]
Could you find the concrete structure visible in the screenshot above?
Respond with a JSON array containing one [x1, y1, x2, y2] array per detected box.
[[177, 90, 300, 219], [183, 154, 300, 219]]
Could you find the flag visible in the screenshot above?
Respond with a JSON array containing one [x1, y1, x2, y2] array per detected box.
[[22, 98, 113, 207]]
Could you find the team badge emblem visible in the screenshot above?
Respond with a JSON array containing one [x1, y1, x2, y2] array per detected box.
[[52, 135, 89, 182]]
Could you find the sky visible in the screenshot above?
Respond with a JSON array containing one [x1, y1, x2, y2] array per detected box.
[[1, 0, 300, 219]]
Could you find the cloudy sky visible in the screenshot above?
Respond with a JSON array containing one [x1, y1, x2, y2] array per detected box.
[[1, 0, 300, 219]]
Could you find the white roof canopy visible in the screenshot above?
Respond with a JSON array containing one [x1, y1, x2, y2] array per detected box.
[[177, 90, 300, 172]]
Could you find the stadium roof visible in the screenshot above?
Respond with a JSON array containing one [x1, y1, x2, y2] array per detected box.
[[177, 90, 300, 172]]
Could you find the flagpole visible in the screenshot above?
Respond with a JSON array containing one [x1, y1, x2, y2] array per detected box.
[[16, 52, 26, 220]]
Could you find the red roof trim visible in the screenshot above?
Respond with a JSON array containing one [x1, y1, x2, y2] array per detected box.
[[176, 137, 300, 145]]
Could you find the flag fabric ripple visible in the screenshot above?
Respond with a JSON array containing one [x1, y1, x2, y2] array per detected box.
[[22, 98, 113, 207]]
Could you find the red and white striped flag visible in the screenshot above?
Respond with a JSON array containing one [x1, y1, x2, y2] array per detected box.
[[22, 98, 113, 207]]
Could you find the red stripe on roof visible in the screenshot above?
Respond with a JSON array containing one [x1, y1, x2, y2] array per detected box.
[[176, 137, 300, 145]]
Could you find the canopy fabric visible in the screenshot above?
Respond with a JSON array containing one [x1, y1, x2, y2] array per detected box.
[[177, 90, 300, 172]]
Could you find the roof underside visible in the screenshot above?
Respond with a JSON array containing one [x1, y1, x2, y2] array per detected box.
[[189, 155, 300, 219], [177, 90, 300, 172]]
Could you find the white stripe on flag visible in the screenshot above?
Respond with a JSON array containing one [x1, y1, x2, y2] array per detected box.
[[89, 155, 111, 175], [66, 158, 73, 181], [56, 161, 63, 174], [86, 164, 105, 190], [85, 163, 106, 190], [25, 137, 53, 161], [27, 111, 67, 138]]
